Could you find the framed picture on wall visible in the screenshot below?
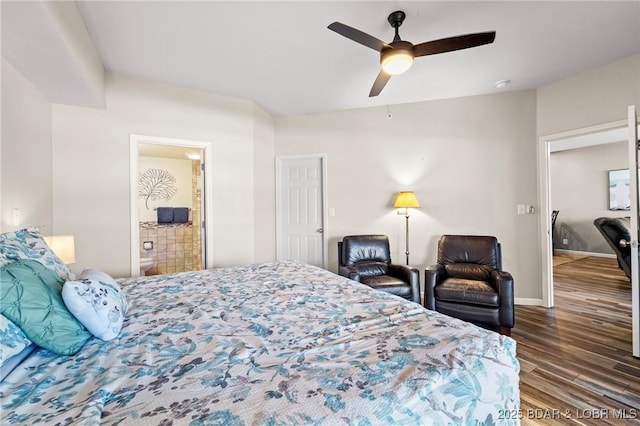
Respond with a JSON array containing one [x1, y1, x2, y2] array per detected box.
[[609, 169, 631, 211]]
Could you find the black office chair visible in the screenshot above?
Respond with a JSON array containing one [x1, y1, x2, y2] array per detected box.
[[551, 210, 559, 255], [338, 235, 420, 304], [594, 217, 631, 279]]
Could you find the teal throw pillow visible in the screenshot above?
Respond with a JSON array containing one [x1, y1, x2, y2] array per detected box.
[[0, 260, 91, 355]]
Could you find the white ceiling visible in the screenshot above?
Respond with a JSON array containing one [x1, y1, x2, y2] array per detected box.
[[5, 1, 640, 116]]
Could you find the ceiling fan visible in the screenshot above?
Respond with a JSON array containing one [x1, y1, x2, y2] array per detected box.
[[328, 11, 496, 97]]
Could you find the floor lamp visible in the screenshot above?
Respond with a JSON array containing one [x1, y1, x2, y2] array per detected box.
[[393, 191, 420, 265]]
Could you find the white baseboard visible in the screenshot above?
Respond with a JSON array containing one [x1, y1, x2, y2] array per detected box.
[[555, 249, 615, 259], [515, 297, 546, 306]]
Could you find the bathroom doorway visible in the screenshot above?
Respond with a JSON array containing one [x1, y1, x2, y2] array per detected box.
[[129, 134, 213, 278]]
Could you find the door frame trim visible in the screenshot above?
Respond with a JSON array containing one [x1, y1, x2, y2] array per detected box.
[[129, 134, 214, 278], [627, 105, 639, 358], [538, 119, 627, 307], [275, 154, 328, 269]]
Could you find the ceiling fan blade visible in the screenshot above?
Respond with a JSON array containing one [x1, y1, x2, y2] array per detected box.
[[413, 31, 496, 57], [369, 70, 392, 97], [328, 22, 388, 52]]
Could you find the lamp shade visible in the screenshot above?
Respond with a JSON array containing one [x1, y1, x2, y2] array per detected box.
[[44, 235, 76, 264], [394, 191, 420, 208]]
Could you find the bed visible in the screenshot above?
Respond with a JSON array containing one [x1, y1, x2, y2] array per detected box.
[[1, 260, 520, 425]]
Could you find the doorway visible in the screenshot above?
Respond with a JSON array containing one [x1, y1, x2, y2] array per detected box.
[[538, 120, 629, 307], [129, 134, 213, 278], [275, 154, 328, 268], [538, 113, 639, 357]]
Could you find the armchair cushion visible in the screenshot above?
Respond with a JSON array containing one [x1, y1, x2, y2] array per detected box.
[[354, 261, 388, 277], [341, 235, 391, 266], [360, 275, 413, 299], [435, 278, 499, 307], [438, 235, 501, 269], [444, 263, 493, 281]]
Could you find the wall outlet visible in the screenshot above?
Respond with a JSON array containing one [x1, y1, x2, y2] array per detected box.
[[562, 238, 568, 245]]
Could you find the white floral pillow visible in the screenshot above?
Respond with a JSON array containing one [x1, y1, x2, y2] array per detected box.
[[0, 228, 74, 281], [0, 314, 32, 366], [62, 269, 127, 341]]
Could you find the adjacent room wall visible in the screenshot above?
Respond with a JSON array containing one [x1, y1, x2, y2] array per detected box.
[[52, 73, 263, 277], [1, 58, 53, 233], [275, 90, 540, 301], [550, 141, 628, 254]]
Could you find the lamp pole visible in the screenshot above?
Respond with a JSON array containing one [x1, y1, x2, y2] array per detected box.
[[404, 208, 410, 265]]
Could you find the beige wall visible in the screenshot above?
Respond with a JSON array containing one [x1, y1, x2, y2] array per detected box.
[[537, 54, 640, 136], [52, 73, 264, 277], [551, 141, 628, 254], [275, 90, 541, 300], [252, 104, 276, 263], [1, 58, 53, 233]]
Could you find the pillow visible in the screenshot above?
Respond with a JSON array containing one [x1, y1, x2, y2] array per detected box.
[[0, 260, 91, 355], [62, 268, 127, 341], [0, 228, 75, 281], [0, 314, 32, 366]]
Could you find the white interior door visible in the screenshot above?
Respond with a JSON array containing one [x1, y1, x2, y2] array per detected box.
[[628, 105, 639, 358], [276, 155, 326, 268]]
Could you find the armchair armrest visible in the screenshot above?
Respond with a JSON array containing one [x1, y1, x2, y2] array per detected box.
[[388, 264, 420, 304], [491, 270, 515, 328], [424, 265, 447, 310], [339, 265, 361, 282]]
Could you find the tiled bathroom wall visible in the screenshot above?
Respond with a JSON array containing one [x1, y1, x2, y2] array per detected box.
[[191, 160, 202, 271], [139, 222, 201, 275]]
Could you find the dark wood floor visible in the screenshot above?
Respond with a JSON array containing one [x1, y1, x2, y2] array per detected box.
[[514, 255, 640, 425]]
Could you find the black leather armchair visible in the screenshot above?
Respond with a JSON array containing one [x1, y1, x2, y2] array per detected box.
[[424, 235, 514, 336], [338, 235, 420, 304], [594, 217, 631, 279]]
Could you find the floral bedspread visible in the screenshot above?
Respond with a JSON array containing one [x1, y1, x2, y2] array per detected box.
[[1, 261, 520, 425]]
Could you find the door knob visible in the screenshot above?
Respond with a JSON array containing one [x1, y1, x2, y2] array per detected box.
[[316, 228, 324, 233]]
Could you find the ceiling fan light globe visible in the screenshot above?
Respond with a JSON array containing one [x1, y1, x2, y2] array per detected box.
[[381, 52, 413, 75]]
